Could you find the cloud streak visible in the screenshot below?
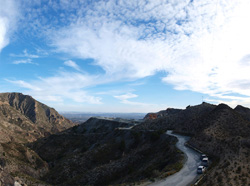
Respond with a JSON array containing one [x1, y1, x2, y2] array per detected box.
[[7, 71, 103, 104], [114, 93, 154, 106], [13, 59, 36, 65], [6, 0, 250, 109], [0, 0, 19, 52], [48, 0, 250, 104], [64, 60, 81, 71]]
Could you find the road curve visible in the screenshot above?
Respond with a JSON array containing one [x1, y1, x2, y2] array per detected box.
[[149, 130, 201, 186]]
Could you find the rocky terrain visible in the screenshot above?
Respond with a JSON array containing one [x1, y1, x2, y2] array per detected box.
[[137, 102, 216, 135], [0, 92, 183, 186], [0, 93, 249, 186], [138, 102, 250, 186], [0, 93, 74, 143], [0, 93, 74, 185], [29, 119, 183, 186]]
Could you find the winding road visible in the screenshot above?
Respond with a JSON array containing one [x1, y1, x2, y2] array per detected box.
[[149, 130, 201, 186]]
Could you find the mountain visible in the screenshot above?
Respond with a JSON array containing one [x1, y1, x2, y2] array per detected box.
[[0, 92, 74, 143], [136, 102, 216, 134], [139, 102, 250, 186], [0, 92, 74, 185], [188, 104, 250, 186], [1, 95, 249, 186], [28, 118, 183, 186], [234, 104, 250, 121], [144, 108, 182, 120]]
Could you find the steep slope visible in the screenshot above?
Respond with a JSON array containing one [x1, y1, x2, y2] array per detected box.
[[29, 119, 183, 186], [0, 92, 74, 142], [188, 104, 250, 186], [0, 142, 49, 186], [234, 104, 250, 121], [136, 102, 216, 134], [0, 103, 42, 143], [0, 92, 74, 185], [137, 102, 250, 186]]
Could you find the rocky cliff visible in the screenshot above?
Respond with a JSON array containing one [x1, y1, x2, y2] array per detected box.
[[0, 92, 74, 143], [1, 95, 249, 186], [0, 92, 74, 185], [137, 102, 216, 134], [138, 102, 250, 186]]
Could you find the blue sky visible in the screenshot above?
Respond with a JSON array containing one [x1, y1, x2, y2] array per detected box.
[[1, 0, 250, 113]]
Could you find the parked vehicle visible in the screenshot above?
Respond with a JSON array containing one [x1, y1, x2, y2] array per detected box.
[[200, 154, 207, 160], [201, 157, 209, 167], [197, 166, 206, 174]]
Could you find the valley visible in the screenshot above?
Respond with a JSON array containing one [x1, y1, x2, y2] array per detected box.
[[0, 93, 249, 186]]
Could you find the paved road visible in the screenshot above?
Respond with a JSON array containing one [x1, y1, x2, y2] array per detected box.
[[149, 130, 201, 186]]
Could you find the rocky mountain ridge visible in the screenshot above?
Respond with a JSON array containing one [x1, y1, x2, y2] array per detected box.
[[0, 92, 74, 185], [0, 92, 74, 143], [0, 94, 249, 186], [139, 102, 250, 186]]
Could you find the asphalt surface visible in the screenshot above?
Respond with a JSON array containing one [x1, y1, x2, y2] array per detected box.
[[149, 130, 201, 186]]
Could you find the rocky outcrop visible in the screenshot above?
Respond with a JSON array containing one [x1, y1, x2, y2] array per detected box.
[[143, 108, 182, 120], [138, 102, 250, 186], [187, 104, 250, 186], [0, 92, 74, 142], [136, 102, 216, 134], [0, 92, 74, 186], [234, 104, 250, 121]]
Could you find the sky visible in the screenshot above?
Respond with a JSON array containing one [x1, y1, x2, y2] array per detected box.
[[1, 0, 250, 113]]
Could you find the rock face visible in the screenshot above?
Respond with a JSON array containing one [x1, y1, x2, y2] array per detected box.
[[139, 102, 250, 186], [137, 102, 216, 134], [234, 104, 250, 121], [0, 92, 74, 185], [0, 92, 74, 143], [144, 108, 182, 120], [1, 95, 249, 186]]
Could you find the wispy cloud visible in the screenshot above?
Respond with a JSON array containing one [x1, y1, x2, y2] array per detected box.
[[6, 79, 41, 91], [47, 0, 250, 105], [13, 58, 36, 65], [64, 60, 81, 71], [114, 93, 138, 100], [114, 93, 153, 106], [6, 0, 250, 108], [10, 49, 40, 58], [0, 0, 19, 52], [6, 71, 103, 104]]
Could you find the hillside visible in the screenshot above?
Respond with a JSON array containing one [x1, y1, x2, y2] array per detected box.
[[0, 92, 74, 143], [0, 92, 74, 185], [136, 102, 216, 134], [0, 93, 183, 186], [29, 118, 183, 186], [138, 102, 250, 186], [188, 104, 250, 186], [1, 95, 249, 186]]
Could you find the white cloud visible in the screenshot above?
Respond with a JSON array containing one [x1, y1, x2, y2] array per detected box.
[[7, 0, 250, 109], [13, 59, 36, 65], [114, 93, 138, 100], [48, 0, 250, 105], [64, 60, 81, 71], [10, 49, 40, 58], [114, 92, 154, 106], [6, 71, 103, 105], [0, 0, 19, 52], [6, 80, 41, 91]]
